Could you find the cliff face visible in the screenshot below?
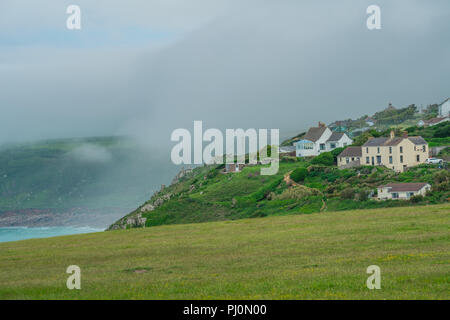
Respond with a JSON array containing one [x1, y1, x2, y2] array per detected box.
[[108, 191, 174, 230], [108, 166, 195, 230]]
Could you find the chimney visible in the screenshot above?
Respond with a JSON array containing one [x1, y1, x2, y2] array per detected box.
[[390, 130, 395, 139], [402, 131, 408, 138], [318, 121, 325, 128]]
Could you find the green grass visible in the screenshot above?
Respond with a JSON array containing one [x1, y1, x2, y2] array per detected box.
[[114, 159, 448, 230], [0, 203, 449, 299]]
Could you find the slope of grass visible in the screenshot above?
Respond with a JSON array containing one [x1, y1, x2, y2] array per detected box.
[[112, 158, 449, 230], [0, 204, 448, 299]]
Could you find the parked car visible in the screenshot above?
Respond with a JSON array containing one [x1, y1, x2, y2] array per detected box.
[[425, 158, 443, 164]]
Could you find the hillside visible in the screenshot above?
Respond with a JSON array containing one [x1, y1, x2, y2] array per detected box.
[[0, 136, 177, 227], [0, 204, 448, 299], [281, 102, 449, 147], [109, 154, 449, 230]]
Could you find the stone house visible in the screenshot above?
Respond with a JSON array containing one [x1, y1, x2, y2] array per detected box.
[[337, 146, 362, 168], [361, 131, 428, 172]]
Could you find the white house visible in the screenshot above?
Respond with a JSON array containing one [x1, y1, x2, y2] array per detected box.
[[417, 117, 449, 127], [377, 183, 431, 200], [438, 98, 450, 117], [295, 122, 352, 157], [326, 132, 353, 150]]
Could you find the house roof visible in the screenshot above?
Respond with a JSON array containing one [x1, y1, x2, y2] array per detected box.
[[378, 183, 429, 192], [363, 137, 391, 147], [327, 132, 345, 142], [439, 98, 449, 106], [280, 146, 296, 152], [338, 146, 362, 157], [362, 135, 427, 147], [408, 136, 428, 145], [303, 126, 327, 142], [424, 117, 448, 125]]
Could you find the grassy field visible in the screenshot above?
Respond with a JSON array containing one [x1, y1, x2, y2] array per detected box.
[[0, 203, 449, 299]]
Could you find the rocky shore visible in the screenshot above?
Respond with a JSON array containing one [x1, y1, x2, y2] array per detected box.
[[0, 207, 132, 228]]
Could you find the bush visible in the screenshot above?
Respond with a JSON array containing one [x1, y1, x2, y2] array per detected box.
[[291, 167, 308, 182], [357, 189, 370, 201], [311, 152, 334, 166], [331, 147, 345, 163], [409, 195, 424, 203], [340, 187, 355, 199], [434, 124, 450, 138]]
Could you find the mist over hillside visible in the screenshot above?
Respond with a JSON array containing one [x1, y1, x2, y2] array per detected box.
[[0, 136, 179, 227]]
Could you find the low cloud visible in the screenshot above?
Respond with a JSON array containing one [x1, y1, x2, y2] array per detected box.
[[69, 144, 112, 163]]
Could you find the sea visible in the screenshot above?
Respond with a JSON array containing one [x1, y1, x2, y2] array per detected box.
[[0, 226, 104, 243]]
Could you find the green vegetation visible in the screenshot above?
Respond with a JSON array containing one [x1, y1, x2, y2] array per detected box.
[[0, 204, 448, 299], [291, 167, 308, 182], [111, 151, 449, 230], [372, 104, 417, 126], [406, 122, 450, 147], [311, 152, 334, 166]]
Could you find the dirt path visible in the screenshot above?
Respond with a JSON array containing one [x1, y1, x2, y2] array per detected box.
[[283, 171, 300, 186]]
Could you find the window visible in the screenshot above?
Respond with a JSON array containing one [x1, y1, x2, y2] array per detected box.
[[346, 158, 349, 164], [416, 155, 420, 162], [389, 147, 392, 154], [400, 155, 403, 163], [320, 144, 325, 151], [407, 192, 414, 198], [330, 143, 336, 149], [422, 145, 426, 152], [376, 155, 381, 164], [389, 156, 393, 164], [392, 192, 399, 199], [400, 146, 403, 153], [366, 147, 369, 153], [377, 147, 380, 153], [299, 142, 313, 150], [366, 157, 370, 164]]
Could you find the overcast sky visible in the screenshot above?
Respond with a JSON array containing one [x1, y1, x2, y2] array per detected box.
[[0, 0, 449, 145]]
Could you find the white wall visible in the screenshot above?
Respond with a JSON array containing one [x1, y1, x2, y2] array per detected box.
[[439, 99, 450, 117]]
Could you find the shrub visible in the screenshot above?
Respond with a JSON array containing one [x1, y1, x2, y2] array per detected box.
[[340, 187, 355, 199], [357, 189, 370, 201], [331, 147, 345, 163], [434, 124, 450, 138], [272, 185, 320, 200], [291, 167, 308, 182], [409, 195, 424, 203], [311, 152, 334, 166]]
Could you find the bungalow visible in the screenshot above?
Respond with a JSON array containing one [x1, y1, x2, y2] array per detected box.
[[295, 122, 352, 157], [377, 183, 431, 200]]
